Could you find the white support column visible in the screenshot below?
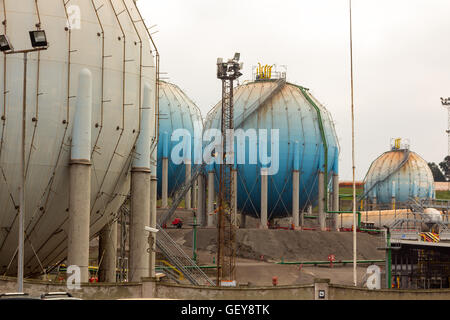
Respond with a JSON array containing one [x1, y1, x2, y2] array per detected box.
[[332, 173, 339, 231], [161, 157, 168, 208], [68, 69, 92, 283], [192, 180, 198, 209], [292, 170, 300, 228], [371, 197, 377, 211], [197, 174, 205, 226], [207, 170, 215, 227], [185, 161, 191, 209], [318, 171, 326, 231], [129, 82, 152, 282], [391, 180, 396, 210], [98, 220, 117, 283], [68, 163, 91, 283], [260, 168, 268, 229], [240, 213, 246, 228], [130, 171, 150, 281]]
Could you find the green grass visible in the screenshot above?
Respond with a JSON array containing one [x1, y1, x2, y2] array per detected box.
[[339, 186, 364, 199], [436, 190, 450, 200]]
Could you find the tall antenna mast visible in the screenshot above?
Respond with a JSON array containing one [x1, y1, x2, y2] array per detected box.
[[216, 53, 243, 286], [440, 97, 450, 159]]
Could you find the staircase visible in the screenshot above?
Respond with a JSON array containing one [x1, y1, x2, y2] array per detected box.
[[359, 149, 410, 201], [234, 78, 286, 129], [155, 223, 215, 286], [158, 162, 206, 226]]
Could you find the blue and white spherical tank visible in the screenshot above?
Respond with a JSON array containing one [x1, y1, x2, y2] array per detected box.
[[204, 79, 339, 218], [0, 0, 157, 276], [157, 81, 203, 197], [363, 143, 435, 204]]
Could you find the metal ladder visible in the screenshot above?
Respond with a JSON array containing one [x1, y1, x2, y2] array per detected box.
[[155, 223, 215, 286]]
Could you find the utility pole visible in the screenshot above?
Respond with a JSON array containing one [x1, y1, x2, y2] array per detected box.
[[0, 31, 49, 292], [216, 53, 243, 286], [348, 0, 358, 287]]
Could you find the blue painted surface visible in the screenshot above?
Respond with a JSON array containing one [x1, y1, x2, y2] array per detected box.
[[156, 81, 203, 197], [363, 150, 435, 204], [204, 80, 339, 218]]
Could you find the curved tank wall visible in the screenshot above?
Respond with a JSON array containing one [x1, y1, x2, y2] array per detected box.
[[157, 81, 203, 197], [363, 149, 435, 204], [0, 0, 156, 276], [204, 80, 339, 218]]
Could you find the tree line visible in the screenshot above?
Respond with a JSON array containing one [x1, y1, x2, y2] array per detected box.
[[428, 156, 450, 182]]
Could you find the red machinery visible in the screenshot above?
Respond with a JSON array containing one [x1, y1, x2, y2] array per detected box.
[[171, 218, 183, 229]]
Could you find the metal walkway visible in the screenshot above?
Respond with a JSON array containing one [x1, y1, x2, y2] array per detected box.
[[389, 197, 450, 232]]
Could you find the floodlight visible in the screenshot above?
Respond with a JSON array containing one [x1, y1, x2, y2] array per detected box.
[[233, 52, 240, 61], [0, 35, 13, 52], [29, 30, 48, 48], [217, 57, 223, 64]]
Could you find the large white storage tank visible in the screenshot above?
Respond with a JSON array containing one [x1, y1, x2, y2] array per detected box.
[[0, 0, 156, 276]]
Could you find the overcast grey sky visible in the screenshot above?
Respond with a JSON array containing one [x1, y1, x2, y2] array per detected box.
[[138, 0, 450, 181]]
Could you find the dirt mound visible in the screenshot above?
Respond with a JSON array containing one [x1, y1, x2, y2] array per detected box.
[[166, 228, 384, 262]]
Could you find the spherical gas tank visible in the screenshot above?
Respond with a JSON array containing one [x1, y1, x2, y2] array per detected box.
[[363, 148, 435, 204], [157, 81, 203, 197], [204, 80, 339, 218], [0, 0, 156, 276], [423, 208, 442, 224]]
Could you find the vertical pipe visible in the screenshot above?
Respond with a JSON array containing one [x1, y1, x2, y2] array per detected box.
[[232, 168, 238, 227], [149, 175, 157, 278], [318, 171, 326, 230], [68, 69, 92, 283], [207, 169, 215, 227], [386, 228, 392, 289], [260, 168, 268, 229], [150, 127, 158, 278], [18, 52, 28, 292], [161, 132, 169, 208], [192, 215, 197, 263], [98, 220, 117, 283], [185, 160, 191, 209]]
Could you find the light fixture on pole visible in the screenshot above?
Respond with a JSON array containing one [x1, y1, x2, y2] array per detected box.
[[0, 35, 13, 52], [29, 30, 48, 48], [0, 30, 48, 293], [348, 0, 358, 287]]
